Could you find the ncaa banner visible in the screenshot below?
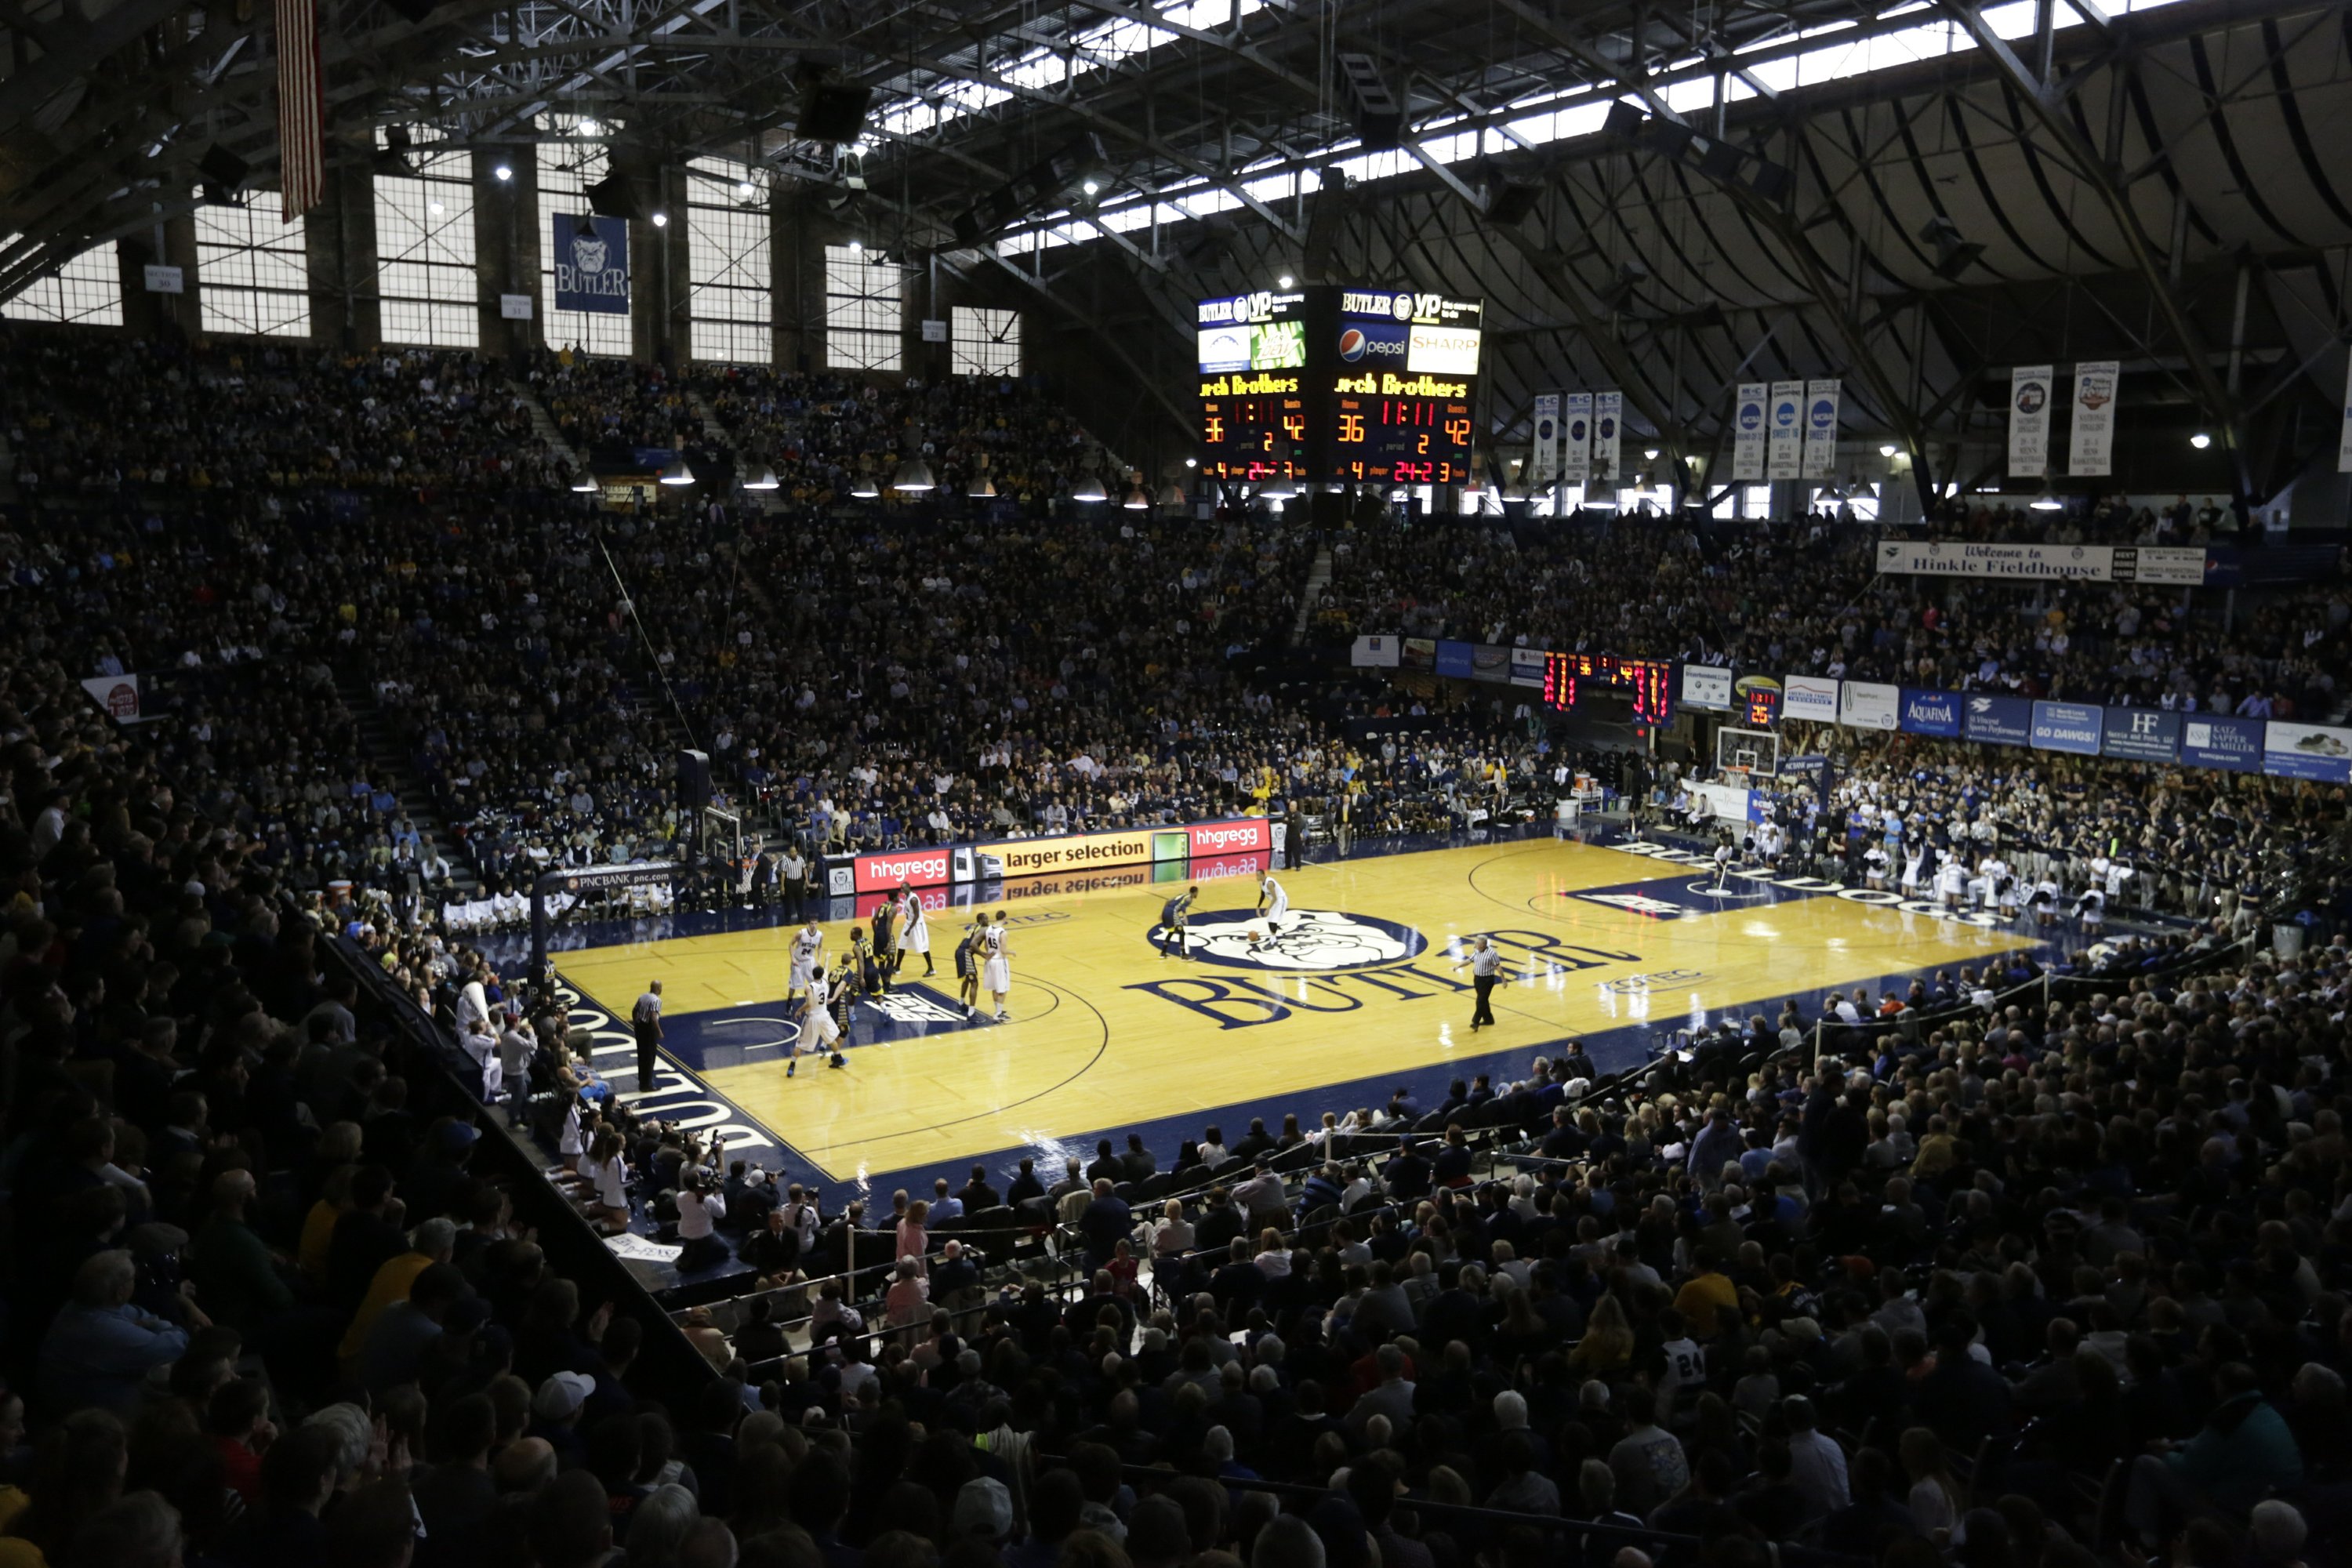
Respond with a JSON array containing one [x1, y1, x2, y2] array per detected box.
[[1838, 681, 1899, 731], [1350, 635, 1401, 668], [1897, 688, 1962, 739], [2263, 721, 2352, 784], [2069, 361, 2118, 477], [553, 214, 630, 314], [1530, 393, 1562, 487], [1800, 379, 1840, 479], [1591, 390, 1622, 485], [1731, 383, 1768, 481], [1561, 392, 1593, 483], [2009, 364, 2053, 477], [1782, 674, 1839, 724], [1680, 663, 1733, 711], [2030, 701, 2103, 756], [2181, 714, 2264, 773], [2101, 706, 2180, 764], [1766, 379, 1804, 479]]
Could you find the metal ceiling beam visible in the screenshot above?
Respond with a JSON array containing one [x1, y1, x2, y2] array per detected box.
[[0, 0, 192, 128], [1934, 0, 2252, 506]]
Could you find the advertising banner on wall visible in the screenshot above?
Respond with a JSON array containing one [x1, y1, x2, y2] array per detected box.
[[1350, 635, 1402, 667], [2069, 361, 2118, 477], [1561, 391, 1593, 484], [1509, 649, 1548, 688], [1965, 694, 2033, 747], [1680, 664, 1733, 711], [2263, 721, 2352, 783], [1783, 675, 1839, 724], [2031, 701, 2104, 755], [2181, 715, 2265, 773], [2100, 707, 2180, 763], [1875, 541, 2205, 583], [1591, 390, 1623, 485], [1766, 379, 1804, 479], [552, 214, 631, 314], [1468, 645, 1513, 683], [1839, 681, 1900, 731], [1435, 641, 1475, 679], [1530, 392, 1561, 487], [1898, 688, 1962, 738], [1732, 383, 1768, 481], [2009, 364, 2053, 477], [1801, 378, 1840, 479], [78, 673, 143, 721]]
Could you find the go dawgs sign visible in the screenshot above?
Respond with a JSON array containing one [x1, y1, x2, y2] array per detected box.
[[1609, 842, 2005, 928]]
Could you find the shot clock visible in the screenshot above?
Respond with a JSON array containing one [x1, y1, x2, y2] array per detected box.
[[1196, 285, 1483, 484]]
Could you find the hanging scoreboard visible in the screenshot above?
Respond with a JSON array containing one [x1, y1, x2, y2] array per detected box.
[[1196, 285, 1483, 484]]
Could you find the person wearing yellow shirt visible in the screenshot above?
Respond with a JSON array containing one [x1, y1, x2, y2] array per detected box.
[[337, 1215, 456, 1367], [299, 1165, 358, 1285], [1671, 1249, 1743, 1338]]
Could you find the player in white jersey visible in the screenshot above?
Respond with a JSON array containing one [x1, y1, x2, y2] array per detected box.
[[978, 911, 1014, 1022], [897, 887, 932, 977], [1256, 872, 1290, 931], [789, 964, 837, 1077], [787, 921, 824, 1001]]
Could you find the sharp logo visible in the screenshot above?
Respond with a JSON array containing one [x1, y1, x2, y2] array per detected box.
[[1577, 891, 1686, 919]]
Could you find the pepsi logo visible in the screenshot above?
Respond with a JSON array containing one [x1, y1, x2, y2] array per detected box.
[[1338, 327, 1405, 361], [1339, 328, 1367, 361]]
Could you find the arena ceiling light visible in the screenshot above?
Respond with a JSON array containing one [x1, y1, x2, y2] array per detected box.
[[568, 469, 598, 493], [850, 474, 881, 499], [1255, 474, 1298, 501], [2029, 488, 2063, 510], [1122, 483, 1149, 510], [891, 457, 936, 492], [2190, 432, 2212, 449], [742, 464, 780, 491], [1157, 481, 1188, 508], [967, 470, 996, 499], [493, 162, 514, 183], [658, 458, 694, 487], [1071, 474, 1110, 503]]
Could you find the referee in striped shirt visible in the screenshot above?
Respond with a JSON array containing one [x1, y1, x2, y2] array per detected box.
[[1457, 936, 1501, 1030]]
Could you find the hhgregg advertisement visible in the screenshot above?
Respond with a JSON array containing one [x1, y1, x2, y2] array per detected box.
[[857, 817, 1270, 891]]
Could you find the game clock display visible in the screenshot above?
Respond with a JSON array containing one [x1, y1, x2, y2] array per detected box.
[[1196, 285, 1483, 485]]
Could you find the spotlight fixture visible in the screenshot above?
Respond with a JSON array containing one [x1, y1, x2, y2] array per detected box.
[[1082, 178, 1101, 196], [848, 238, 862, 252], [658, 459, 694, 487], [493, 163, 514, 182], [1917, 216, 1985, 281], [1879, 443, 1898, 457], [2190, 432, 2212, 449], [1183, 457, 1198, 468], [651, 211, 669, 227], [1071, 474, 1109, 503], [736, 180, 754, 198], [1277, 273, 1295, 289], [890, 456, 935, 493], [742, 464, 780, 491], [1642, 447, 1660, 460]]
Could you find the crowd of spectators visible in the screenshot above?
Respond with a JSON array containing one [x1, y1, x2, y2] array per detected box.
[[1312, 514, 2347, 720]]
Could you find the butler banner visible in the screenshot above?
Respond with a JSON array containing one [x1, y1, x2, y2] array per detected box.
[[552, 214, 631, 314], [1875, 542, 2206, 584]]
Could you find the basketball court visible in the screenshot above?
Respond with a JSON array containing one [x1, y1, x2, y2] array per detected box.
[[539, 828, 2053, 1203]]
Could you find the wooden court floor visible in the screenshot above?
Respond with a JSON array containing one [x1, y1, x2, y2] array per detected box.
[[554, 837, 2025, 1189]]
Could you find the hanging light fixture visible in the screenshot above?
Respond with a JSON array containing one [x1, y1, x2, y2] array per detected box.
[[1071, 473, 1109, 503], [891, 456, 936, 492], [742, 464, 779, 491], [1157, 481, 1188, 508], [568, 468, 598, 493], [658, 458, 694, 487], [1256, 474, 1297, 501], [850, 472, 881, 499], [2029, 487, 2063, 511], [1817, 481, 1844, 503]]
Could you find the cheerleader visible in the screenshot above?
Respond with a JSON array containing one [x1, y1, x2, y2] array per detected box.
[[896, 885, 933, 977], [1934, 854, 1967, 909], [979, 910, 1014, 1022], [2074, 884, 2106, 934], [1862, 842, 1890, 890], [2031, 876, 2061, 927], [1994, 866, 2020, 920], [1900, 842, 1926, 898]]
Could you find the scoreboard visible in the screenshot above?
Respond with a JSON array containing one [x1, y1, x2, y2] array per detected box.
[[1197, 285, 1483, 485]]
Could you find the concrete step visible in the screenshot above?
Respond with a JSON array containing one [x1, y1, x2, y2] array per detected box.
[[1288, 545, 1334, 647]]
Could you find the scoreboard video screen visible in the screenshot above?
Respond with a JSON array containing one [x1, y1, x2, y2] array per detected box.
[[1196, 285, 1483, 485]]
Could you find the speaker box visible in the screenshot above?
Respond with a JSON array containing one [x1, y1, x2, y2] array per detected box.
[[1337, 53, 1403, 151], [798, 82, 874, 144], [1482, 180, 1540, 227], [1602, 101, 1646, 140], [1697, 140, 1744, 182], [198, 143, 249, 194], [678, 749, 712, 813], [586, 174, 646, 220]]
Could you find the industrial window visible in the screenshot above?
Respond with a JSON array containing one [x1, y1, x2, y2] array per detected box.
[[194, 200, 311, 337], [824, 243, 900, 372], [539, 122, 633, 357], [950, 306, 1019, 376], [375, 147, 477, 347], [686, 158, 770, 364], [0, 238, 124, 325]]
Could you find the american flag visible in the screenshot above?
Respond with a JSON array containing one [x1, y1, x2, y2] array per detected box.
[[277, 0, 323, 221]]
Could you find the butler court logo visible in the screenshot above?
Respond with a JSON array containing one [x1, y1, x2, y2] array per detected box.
[[1129, 926, 1645, 1030], [1155, 908, 1427, 971]]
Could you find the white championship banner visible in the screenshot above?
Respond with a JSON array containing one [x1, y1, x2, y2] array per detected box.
[[2009, 364, 2053, 477], [1561, 391, 1592, 484], [2068, 361, 2118, 477], [1731, 383, 1767, 482], [1591, 390, 1622, 485], [1530, 392, 1561, 487], [1766, 379, 1803, 479], [1801, 378, 1839, 479]]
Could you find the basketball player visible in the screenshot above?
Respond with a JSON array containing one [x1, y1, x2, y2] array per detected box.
[[1160, 884, 1200, 960], [788, 958, 852, 1076], [870, 895, 898, 991], [954, 920, 982, 1014], [1256, 870, 1290, 932], [896, 884, 932, 977], [786, 920, 824, 1004], [980, 910, 1014, 1022]]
